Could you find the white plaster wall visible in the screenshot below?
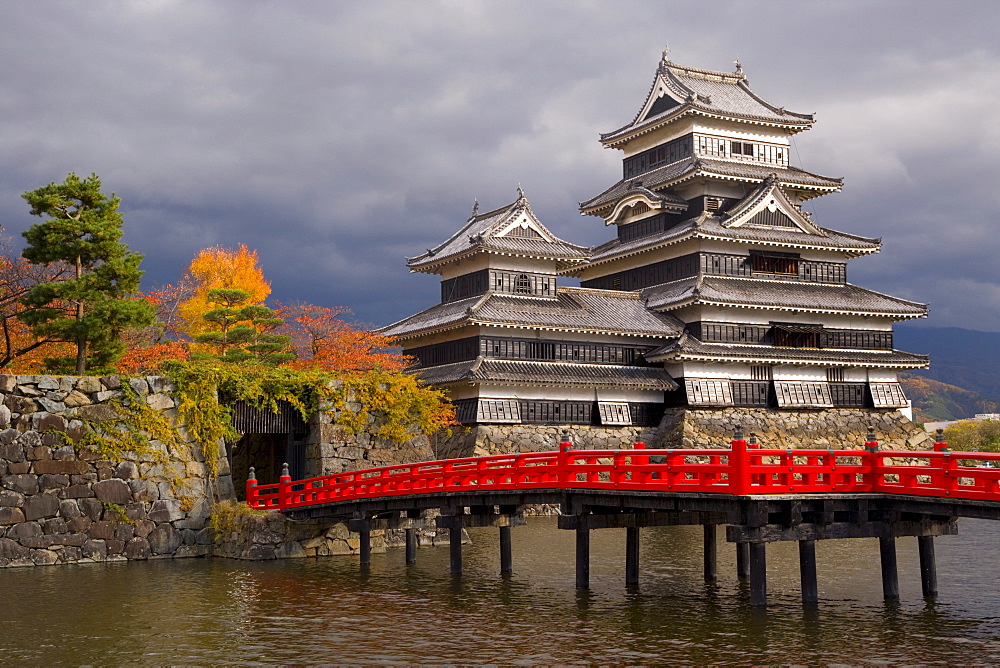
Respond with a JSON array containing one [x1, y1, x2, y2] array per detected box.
[[773, 365, 827, 381]]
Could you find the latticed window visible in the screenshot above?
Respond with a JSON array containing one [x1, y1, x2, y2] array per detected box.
[[597, 402, 631, 425], [750, 365, 771, 381], [751, 253, 798, 275], [514, 273, 532, 294], [826, 368, 845, 383]]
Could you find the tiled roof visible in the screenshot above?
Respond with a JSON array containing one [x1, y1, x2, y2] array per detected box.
[[413, 357, 678, 390], [646, 335, 930, 369], [572, 215, 879, 271], [641, 275, 928, 318], [407, 193, 588, 272], [380, 287, 686, 340], [580, 157, 841, 214], [601, 59, 814, 146]]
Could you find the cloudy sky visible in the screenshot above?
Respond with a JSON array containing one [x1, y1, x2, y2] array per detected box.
[[1, 1, 998, 332]]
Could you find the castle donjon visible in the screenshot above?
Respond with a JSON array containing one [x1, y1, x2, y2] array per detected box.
[[381, 51, 931, 456]]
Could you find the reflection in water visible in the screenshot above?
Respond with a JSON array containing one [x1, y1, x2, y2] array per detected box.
[[0, 518, 997, 664]]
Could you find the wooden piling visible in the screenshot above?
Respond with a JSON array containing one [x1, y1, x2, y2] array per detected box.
[[576, 527, 590, 589], [736, 541, 750, 580], [500, 526, 513, 574], [749, 542, 767, 608], [449, 526, 463, 574], [879, 536, 899, 599], [625, 526, 640, 586], [799, 539, 818, 604], [703, 524, 718, 582], [405, 527, 417, 564], [359, 528, 371, 566], [918, 535, 938, 597]]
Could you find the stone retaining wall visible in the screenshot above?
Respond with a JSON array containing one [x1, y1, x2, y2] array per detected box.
[[0, 374, 230, 568]]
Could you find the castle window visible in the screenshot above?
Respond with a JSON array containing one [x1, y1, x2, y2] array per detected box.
[[773, 323, 824, 348], [731, 141, 754, 157], [514, 273, 532, 294], [826, 368, 845, 383], [751, 252, 799, 275], [750, 365, 771, 381], [597, 402, 632, 425]]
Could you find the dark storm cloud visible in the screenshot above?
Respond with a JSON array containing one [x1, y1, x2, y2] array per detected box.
[[1, 0, 997, 330]]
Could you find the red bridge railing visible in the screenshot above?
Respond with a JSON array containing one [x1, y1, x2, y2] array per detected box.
[[246, 434, 1000, 511]]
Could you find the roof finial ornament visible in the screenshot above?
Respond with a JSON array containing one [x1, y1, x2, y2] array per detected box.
[[471, 199, 479, 217], [662, 44, 671, 63], [517, 184, 525, 201], [734, 57, 743, 75]]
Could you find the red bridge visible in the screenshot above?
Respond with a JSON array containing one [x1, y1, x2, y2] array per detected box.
[[246, 432, 1000, 607]]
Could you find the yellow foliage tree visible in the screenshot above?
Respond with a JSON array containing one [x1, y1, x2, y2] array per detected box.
[[177, 244, 271, 339]]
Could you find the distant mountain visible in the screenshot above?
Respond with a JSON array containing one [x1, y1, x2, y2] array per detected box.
[[898, 373, 999, 422], [894, 326, 1000, 420]]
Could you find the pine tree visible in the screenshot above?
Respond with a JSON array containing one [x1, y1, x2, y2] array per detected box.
[[194, 288, 294, 366], [20, 172, 155, 374]]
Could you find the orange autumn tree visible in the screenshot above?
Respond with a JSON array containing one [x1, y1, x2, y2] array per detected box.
[[178, 244, 271, 340], [278, 301, 409, 373]]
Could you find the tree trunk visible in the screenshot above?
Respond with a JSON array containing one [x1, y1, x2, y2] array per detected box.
[[75, 255, 86, 375]]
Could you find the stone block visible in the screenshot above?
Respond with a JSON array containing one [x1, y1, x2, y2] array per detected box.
[[114, 461, 139, 480], [88, 521, 117, 540], [7, 461, 29, 474], [59, 377, 76, 392], [147, 499, 184, 523], [129, 479, 159, 502], [0, 440, 25, 462], [0, 507, 26, 525], [146, 393, 175, 411], [59, 499, 82, 518], [115, 523, 135, 542], [38, 398, 66, 413], [3, 474, 38, 495], [124, 537, 151, 559], [24, 493, 60, 521], [52, 533, 87, 547], [53, 445, 76, 460], [146, 377, 175, 394], [80, 401, 121, 421], [0, 537, 30, 560], [27, 445, 53, 461], [93, 479, 132, 504], [43, 517, 67, 534], [128, 378, 150, 395], [275, 542, 307, 559], [18, 385, 43, 397], [194, 527, 214, 545], [37, 376, 59, 390], [0, 428, 17, 445], [4, 396, 37, 414], [0, 405, 10, 429], [0, 490, 24, 507], [67, 516, 92, 533], [106, 539, 125, 555], [125, 502, 146, 521], [7, 521, 42, 540], [63, 484, 95, 499], [36, 414, 66, 433], [34, 460, 91, 475], [63, 390, 92, 408], [147, 524, 181, 555], [76, 376, 103, 394], [133, 519, 155, 538], [31, 548, 59, 566], [39, 474, 70, 491], [0, 375, 16, 392], [22, 536, 54, 549], [82, 539, 107, 561], [79, 498, 103, 521]]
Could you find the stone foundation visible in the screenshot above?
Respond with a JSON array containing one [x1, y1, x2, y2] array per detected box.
[[211, 503, 457, 560], [431, 407, 933, 458]]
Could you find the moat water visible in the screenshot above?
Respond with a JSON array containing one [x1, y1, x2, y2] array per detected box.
[[1, 518, 997, 665]]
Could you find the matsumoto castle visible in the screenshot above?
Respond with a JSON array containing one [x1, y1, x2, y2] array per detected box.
[[381, 50, 930, 453]]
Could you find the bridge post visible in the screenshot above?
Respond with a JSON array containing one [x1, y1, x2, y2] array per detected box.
[[405, 528, 417, 564], [918, 536, 938, 597], [749, 542, 767, 607], [703, 524, 718, 582], [576, 527, 590, 589], [449, 525, 463, 575], [625, 526, 640, 586], [359, 527, 371, 566], [500, 526, 513, 574], [879, 536, 899, 599], [799, 539, 818, 605], [736, 542, 749, 580]]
